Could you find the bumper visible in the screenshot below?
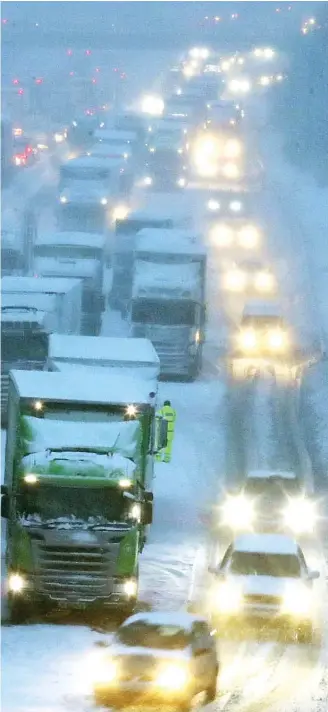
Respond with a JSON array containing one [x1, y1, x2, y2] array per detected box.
[[215, 606, 313, 627], [12, 578, 136, 610], [94, 682, 191, 705]]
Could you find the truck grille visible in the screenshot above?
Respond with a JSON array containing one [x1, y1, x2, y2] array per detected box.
[[243, 594, 282, 606], [33, 541, 120, 601]]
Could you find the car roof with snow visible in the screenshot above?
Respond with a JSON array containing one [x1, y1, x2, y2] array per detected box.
[[11, 370, 157, 406], [121, 611, 206, 631], [233, 533, 298, 556], [242, 300, 283, 318], [35, 232, 105, 249], [136, 229, 204, 255], [49, 335, 160, 366], [246, 469, 297, 481], [2, 276, 81, 295]]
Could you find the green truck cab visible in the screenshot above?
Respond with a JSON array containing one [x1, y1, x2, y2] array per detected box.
[[2, 368, 167, 621]]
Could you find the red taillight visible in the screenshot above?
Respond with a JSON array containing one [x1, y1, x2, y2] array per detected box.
[[91, 78, 97, 84], [26, 146, 33, 154], [67, 48, 73, 56], [18, 88, 24, 95], [85, 49, 92, 56], [13, 78, 19, 85], [35, 77, 43, 85]]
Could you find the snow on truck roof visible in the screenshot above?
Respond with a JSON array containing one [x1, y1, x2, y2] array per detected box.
[[11, 370, 157, 406], [94, 129, 137, 142], [134, 261, 201, 294], [34, 258, 99, 279], [1, 309, 48, 326], [246, 470, 297, 481], [1, 293, 57, 312], [2, 276, 81, 295], [136, 229, 205, 256], [233, 534, 298, 556], [35, 232, 106, 249], [49, 335, 160, 367]]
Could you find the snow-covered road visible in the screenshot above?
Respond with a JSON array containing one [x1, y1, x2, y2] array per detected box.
[[2, 51, 328, 712]]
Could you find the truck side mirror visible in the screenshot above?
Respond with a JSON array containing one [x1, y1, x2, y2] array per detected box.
[[141, 501, 153, 526], [145, 491, 154, 503], [1, 493, 9, 519]]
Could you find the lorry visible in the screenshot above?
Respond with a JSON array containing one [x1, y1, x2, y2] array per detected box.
[[1, 208, 37, 277], [111, 206, 192, 313], [2, 276, 82, 334], [32, 257, 104, 336], [129, 229, 207, 380], [2, 367, 168, 621], [145, 149, 187, 191], [33, 232, 106, 296]]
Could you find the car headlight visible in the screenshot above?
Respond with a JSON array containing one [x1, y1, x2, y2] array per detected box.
[[283, 498, 317, 534], [281, 584, 312, 617], [93, 658, 118, 684], [144, 176, 153, 186], [225, 140, 242, 159], [60, 195, 68, 204], [221, 495, 255, 529], [267, 329, 287, 351], [210, 224, 234, 247], [100, 197, 108, 206], [216, 581, 243, 613], [238, 226, 259, 249], [177, 177, 186, 187], [149, 147, 155, 153], [223, 162, 240, 179], [8, 573, 26, 593], [254, 272, 275, 292], [207, 199, 220, 212], [54, 132, 65, 143], [156, 664, 189, 690], [230, 200, 243, 213], [239, 329, 257, 351], [177, 148, 183, 154], [224, 270, 247, 292]]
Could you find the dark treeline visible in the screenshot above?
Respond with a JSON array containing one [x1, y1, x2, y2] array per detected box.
[[273, 5, 328, 186]]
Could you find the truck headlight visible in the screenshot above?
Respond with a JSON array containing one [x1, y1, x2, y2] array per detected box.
[[60, 195, 68, 204], [8, 573, 26, 593], [223, 162, 240, 179], [100, 197, 108, 205], [94, 658, 118, 684], [144, 176, 153, 186], [230, 200, 243, 213], [124, 579, 138, 598], [281, 585, 312, 617], [54, 132, 65, 143], [216, 581, 242, 613], [267, 329, 287, 351], [239, 329, 257, 350], [224, 270, 247, 292], [221, 495, 255, 529], [239, 226, 259, 249], [225, 140, 242, 159], [156, 664, 189, 689], [255, 272, 275, 292], [177, 177, 186, 187], [210, 224, 234, 247], [113, 204, 129, 221], [207, 199, 220, 212], [283, 499, 317, 534]]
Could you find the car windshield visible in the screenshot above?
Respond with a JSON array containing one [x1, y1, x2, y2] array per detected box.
[[132, 299, 195, 326], [116, 621, 190, 649], [230, 551, 301, 578], [19, 484, 132, 524], [244, 477, 302, 497]]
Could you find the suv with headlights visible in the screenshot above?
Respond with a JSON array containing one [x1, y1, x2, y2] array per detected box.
[[209, 533, 319, 642], [219, 470, 317, 537], [92, 611, 219, 710], [235, 300, 289, 356]]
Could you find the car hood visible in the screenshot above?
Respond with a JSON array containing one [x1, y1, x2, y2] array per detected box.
[[230, 574, 294, 597], [108, 643, 189, 661]]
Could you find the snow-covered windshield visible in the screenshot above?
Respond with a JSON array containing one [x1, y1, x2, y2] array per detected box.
[[230, 552, 301, 578], [34, 245, 101, 260], [19, 484, 132, 524], [132, 299, 195, 326], [117, 622, 190, 649]]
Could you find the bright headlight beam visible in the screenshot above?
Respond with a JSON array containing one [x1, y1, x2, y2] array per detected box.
[[221, 494, 255, 528], [8, 573, 26, 593]]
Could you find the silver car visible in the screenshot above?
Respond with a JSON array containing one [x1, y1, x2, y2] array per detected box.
[[92, 611, 219, 710]]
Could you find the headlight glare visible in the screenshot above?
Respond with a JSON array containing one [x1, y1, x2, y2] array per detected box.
[[239, 329, 257, 350], [217, 581, 242, 613], [8, 573, 26, 593], [221, 495, 255, 529], [283, 498, 317, 534], [156, 664, 189, 689], [281, 585, 312, 617]]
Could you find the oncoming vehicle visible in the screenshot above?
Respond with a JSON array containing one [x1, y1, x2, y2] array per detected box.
[[205, 99, 243, 129], [209, 534, 320, 642], [91, 611, 219, 710], [222, 260, 276, 295], [235, 300, 290, 357], [219, 470, 317, 535]]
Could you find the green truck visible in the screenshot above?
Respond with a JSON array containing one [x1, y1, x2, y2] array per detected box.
[[2, 365, 167, 621]]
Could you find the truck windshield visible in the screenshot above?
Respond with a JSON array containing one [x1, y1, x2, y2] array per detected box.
[[115, 219, 172, 236], [34, 245, 100, 260], [230, 552, 301, 578], [60, 167, 110, 182], [2, 331, 48, 362], [59, 205, 106, 233], [132, 299, 195, 326], [244, 478, 302, 497], [19, 484, 130, 524]]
